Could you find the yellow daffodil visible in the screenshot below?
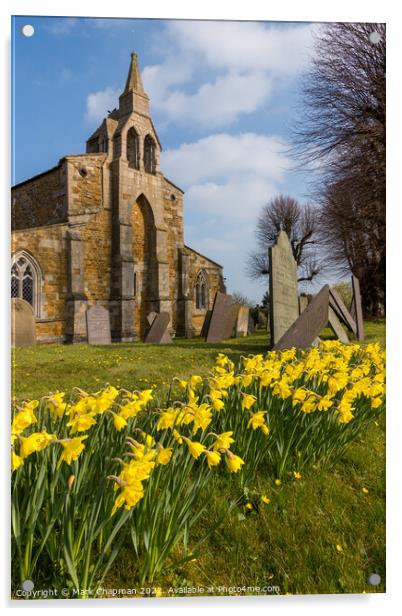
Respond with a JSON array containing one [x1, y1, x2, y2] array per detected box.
[[293, 471, 302, 480], [212, 431, 235, 452], [182, 437, 206, 460], [113, 413, 127, 431], [261, 495, 271, 505], [11, 401, 38, 434], [241, 393, 257, 411], [67, 412, 97, 434], [19, 430, 56, 458], [156, 447, 173, 465], [225, 452, 245, 473], [204, 449, 221, 469], [57, 435, 88, 467], [11, 451, 24, 471], [247, 411, 268, 433]]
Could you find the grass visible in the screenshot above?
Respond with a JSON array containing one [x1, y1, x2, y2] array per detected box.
[[11, 319, 386, 596], [12, 319, 385, 402]]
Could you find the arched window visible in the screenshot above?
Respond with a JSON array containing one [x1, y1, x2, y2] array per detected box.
[[127, 127, 140, 169], [11, 252, 42, 317], [195, 271, 208, 310], [144, 134, 156, 174]]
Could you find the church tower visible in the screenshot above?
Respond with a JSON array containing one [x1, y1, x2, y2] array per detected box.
[[86, 53, 172, 341]]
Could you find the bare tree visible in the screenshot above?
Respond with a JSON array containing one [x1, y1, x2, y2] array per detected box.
[[292, 22, 385, 316], [247, 195, 324, 284]]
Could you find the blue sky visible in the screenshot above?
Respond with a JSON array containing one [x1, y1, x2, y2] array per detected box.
[[12, 16, 319, 303]]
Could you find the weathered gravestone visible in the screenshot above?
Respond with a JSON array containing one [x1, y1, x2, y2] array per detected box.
[[257, 310, 268, 329], [223, 302, 240, 340], [200, 310, 212, 338], [236, 306, 250, 337], [329, 288, 357, 335], [86, 305, 111, 344], [328, 306, 349, 344], [11, 298, 36, 347], [274, 285, 330, 351], [298, 294, 309, 315], [269, 230, 299, 346], [351, 276, 365, 341], [147, 311, 158, 326], [205, 292, 233, 343], [146, 311, 172, 343], [144, 311, 172, 344], [248, 314, 256, 334]]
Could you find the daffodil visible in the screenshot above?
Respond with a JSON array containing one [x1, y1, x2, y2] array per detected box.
[[293, 471, 302, 480], [11, 401, 38, 434], [19, 430, 56, 458], [156, 447, 173, 465], [212, 431, 234, 451], [11, 451, 23, 471], [225, 452, 245, 473], [113, 413, 127, 431], [67, 412, 97, 433], [183, 437, 205, 459], [247, 411, 267, 431], [204, 449, 221, 468], [241, 393, 257, 411], [261, 495, 271, 505], [57, 435, 88, 467]]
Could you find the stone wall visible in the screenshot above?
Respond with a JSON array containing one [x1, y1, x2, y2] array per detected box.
[[12, 163, 68, 230], [185, 247, 225, 335], [11, 224, 69, 343]]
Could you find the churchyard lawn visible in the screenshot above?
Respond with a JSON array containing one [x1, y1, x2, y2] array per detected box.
[[11, 319, 385, 596]]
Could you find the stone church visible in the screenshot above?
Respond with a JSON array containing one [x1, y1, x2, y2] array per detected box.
[[11, 53, 225, 343]]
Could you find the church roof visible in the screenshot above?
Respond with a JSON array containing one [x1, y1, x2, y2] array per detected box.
[[123, 52, 146, 95], [184, 245, 223, 269]]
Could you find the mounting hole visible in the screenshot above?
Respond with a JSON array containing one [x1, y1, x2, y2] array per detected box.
[[21, 24, 35, 37], [369, 31, 382, 45], [79, 168, 88, 178]]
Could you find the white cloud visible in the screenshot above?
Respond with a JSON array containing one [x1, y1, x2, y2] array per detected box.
[[166, 20, 316, 75], [85, 86, 120, 124], [162, 132, 290, 185], [142, 21, 317, 128], [45, 18, 79, 36]]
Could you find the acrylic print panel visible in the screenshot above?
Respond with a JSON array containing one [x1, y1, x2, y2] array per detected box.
[[11, 15, 386, 601]]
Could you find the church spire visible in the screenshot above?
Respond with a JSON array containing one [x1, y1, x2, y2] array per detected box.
[[123, 52, 145, 95]]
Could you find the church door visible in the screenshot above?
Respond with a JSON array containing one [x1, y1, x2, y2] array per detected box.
[[132, 195, 157, 338]]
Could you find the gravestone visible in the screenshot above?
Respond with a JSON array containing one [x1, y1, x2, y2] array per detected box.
[[146, 310, 171, 343], [248, 314, 256, 334], [269, 231, 299, 346], [86, 305, 111, 344], [351, 276, 365, 341], [147, 311, 158, 326], [236, 306, 249, 337], [257, 310, 268, 328], [223, 302, 240, 340], [274, 285, 330, 351], [205, 292, 233, 343], [298, 295, 309, 315], [328, 306, 349, 344], [11, 298, 36, 347], [200, 310, 212, 338], [144, 311, 172, 344], [329, 288, 357, 335]]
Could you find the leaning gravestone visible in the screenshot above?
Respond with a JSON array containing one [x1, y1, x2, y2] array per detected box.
[[269, 230, 299, 346], [205, 292, 233, 343], [11, 298, 36, 347], [144, 311, 172, 344], [351, 276, 365, 341], [236, 306, 250, 337], [329, 288, 357, 335], [274, 285, 330, 351], [146, 310, 171, 343], [147, 311, 158, 326], [86, 305, 111, 344], [298, 295, 309, 315], [223, 302, 240, 340], [200, 310, 212, 338], [328, 306, 349, 344]]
